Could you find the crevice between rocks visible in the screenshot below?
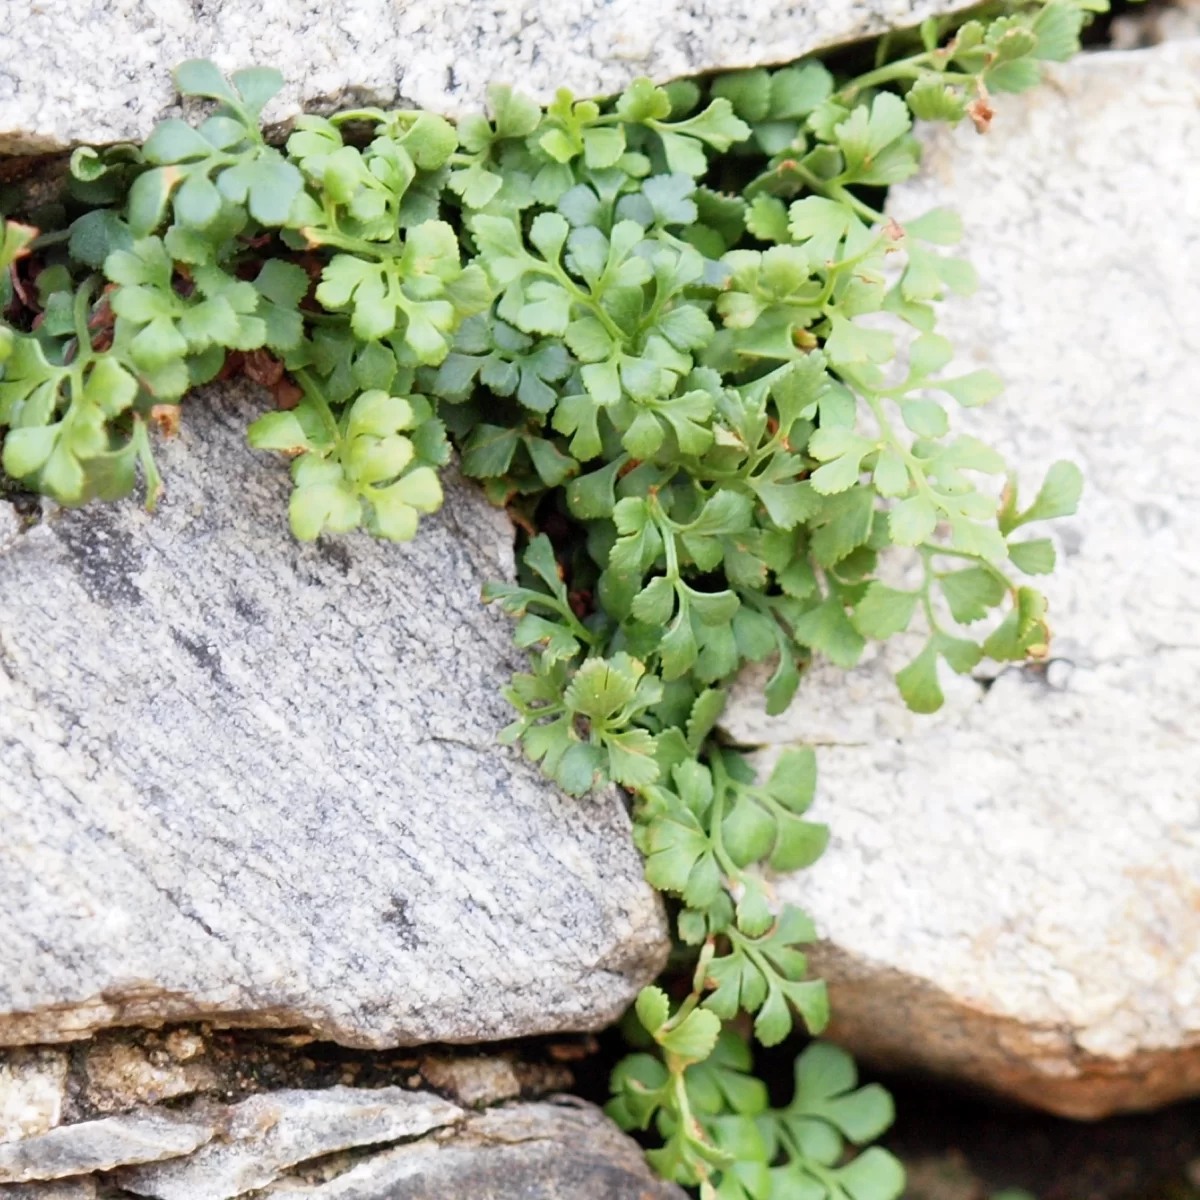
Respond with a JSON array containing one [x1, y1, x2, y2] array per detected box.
[[0, 1023, 605, 1198]]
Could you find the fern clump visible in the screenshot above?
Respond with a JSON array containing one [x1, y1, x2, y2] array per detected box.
[[0, 3, 1101, 1194]]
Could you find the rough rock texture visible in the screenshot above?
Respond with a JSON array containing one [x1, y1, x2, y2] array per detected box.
[[0, 502, 23, 553], [0, 0, 975, 154], [82, 1035, 217, 1115], [116, 1088, 463, 1200], [1112, 0, 1200, 48], [0, 382, 667, 1049], [0, 1183, 96, 1200], [2, 1028, 580, 1132], [0, 1089, 681, 1200], [724, 41, 1200, 1119], [415, 1057, 524, 1109], [0, 1110, 218, 1184], [264, 1099, 684, 1199], [0, 1054, 67, 1144]]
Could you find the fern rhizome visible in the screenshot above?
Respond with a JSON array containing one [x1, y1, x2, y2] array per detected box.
[[0, 3, 1097, 1195]]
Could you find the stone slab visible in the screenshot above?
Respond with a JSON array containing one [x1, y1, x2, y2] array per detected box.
[[116, 1088, 462, 1200], [0, 383, 667, 1049], [0, 0, 974, 153], [725, 41, 1200, 1118], [265, 1099, 685, 1199], [0, 1111, 217, 1185], [0, 1054, 67, 1145], [0, 1182, 96, 1200]]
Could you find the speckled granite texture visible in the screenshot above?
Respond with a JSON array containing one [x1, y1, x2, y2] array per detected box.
[[0, 0, 974, 153], [0, 383, 668, 1049], [724, 40, 1200, 1119]]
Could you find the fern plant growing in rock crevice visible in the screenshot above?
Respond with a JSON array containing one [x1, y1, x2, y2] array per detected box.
[[0, 3, 1100, 1194]]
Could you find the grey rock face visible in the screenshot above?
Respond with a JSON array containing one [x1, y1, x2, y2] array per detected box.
[[0, 1183, 96, 1200], [0, 0, 975, 153], [0, 1110, 217, 1184], [0, 504, 19, 552], [0, 383, 667, 1049], [724, 41, 1200, 1119], [116, 1088, 463, 1200], [265, 1099, 685, 1200]]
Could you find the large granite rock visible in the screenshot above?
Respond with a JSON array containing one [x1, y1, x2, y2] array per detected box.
[[0, 383, 667, 1049], [0, 0, 975, 154], [724, 40, 1200, 1119]]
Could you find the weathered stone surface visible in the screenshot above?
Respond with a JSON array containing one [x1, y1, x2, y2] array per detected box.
[[265, 1099, 685, 1199], [0, 1181, 96, 1200], [0, 502, 22, 553], [416, 1057, 521, 1109], [0, 1089, 681, 1200], [725, 41, 1200, 1119], [412, 1053, 574, 1109], [0, 382, 667, 1048], [117, 1088, 462, 1200], [82, 1038, 217, 1115], [0, 0, 974, 154], [414, 1058, 522, 1109], [1112, 0, 1200, 48], [0, 1110, 217, 1184], [0, 1053, 67, 1144], [6, 1027, 575, 1128]]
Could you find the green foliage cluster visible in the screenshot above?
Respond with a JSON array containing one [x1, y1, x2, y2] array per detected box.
[[613, 1012, 904, 1198], [0, 3, 1102, 1194]]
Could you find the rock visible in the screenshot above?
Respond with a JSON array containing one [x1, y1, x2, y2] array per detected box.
[[11, 1026, 573, 1123], [0, 1090, 681, 1200], [265, 1099, 685, 1199], [0, 1110, 217, 1184], [413, 1052, 574, 1109], [0, 1182, 97, 1200], [81, 1040, 218, 1115], [116, 1088, 463, 1200], [0, 1053, 67, 1144], [0, 0, 975, 154], [0, 504, 20, 553], [724, 41, 1200, 1119], [0, 382, 667, 1049], [415, 1057, 522, 1109], [1111, 0, 1200, 48]]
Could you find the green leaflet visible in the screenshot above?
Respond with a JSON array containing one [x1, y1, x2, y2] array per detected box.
[[608, 1029, 905, 1198], [0, 6, 1096, 1193]]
